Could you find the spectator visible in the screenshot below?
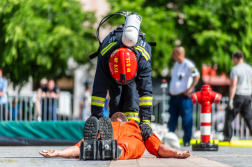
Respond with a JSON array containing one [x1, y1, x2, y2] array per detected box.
[[0, 68, 8, 121], [223, 51, 252, 141], [168, 46, 200, 146], [36, 79, 60, 121], [40, 78, 48, 89], [79, 85, 91, 121]]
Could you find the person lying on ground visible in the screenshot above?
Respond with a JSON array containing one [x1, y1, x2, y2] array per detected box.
[[39, 112, 190, 159]]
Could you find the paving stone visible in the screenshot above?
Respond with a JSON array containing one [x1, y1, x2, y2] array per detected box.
[[181, 146, 252, 167], [1, 146, 250, 167]]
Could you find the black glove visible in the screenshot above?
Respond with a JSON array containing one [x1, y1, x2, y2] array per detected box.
[[140, 120, 153, 141]]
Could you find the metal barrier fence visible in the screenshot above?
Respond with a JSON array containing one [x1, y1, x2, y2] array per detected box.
[[152, 95, 252, 140], [0, 94, 251, 140], [0, 94, 81, 121]]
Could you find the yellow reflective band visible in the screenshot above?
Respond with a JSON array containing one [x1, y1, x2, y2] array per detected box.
[[101, 42, 117, 56], [139, 102, 152, 106], [91, 96, 105, 101], [103, 43, 117, 55], [135, 46, 150, 60], [137, 45, 150, 59], [101, 42, 114, 54], [124, 112, 139, 116], [91, 102, 105, 107], [126, 117, 140, 123], [143, 120, 150, 123], [139, 96, 153, 100], [143, 122, 150, 126], [134, 47, 148, 61]]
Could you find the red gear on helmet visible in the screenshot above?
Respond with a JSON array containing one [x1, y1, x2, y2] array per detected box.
[[109, 48, 137, 85]]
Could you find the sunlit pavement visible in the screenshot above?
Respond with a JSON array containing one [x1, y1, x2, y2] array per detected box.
[[0, 146, 251, 167], [181, 146, 252, 167]]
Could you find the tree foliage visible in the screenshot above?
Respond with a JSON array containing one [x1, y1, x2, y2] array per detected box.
[[179, 0, 252, 73], [107, 0, 252, 76], [0, 0, 97, 87]]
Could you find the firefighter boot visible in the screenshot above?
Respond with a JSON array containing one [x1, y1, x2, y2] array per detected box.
[[97, 117, 122, 160], [80, 116, 99, 160]]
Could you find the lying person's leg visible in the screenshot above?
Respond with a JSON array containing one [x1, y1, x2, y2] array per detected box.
[[117, 135, 145, 160], [39, 146, 80, 158], [145, 133, 190, 158]]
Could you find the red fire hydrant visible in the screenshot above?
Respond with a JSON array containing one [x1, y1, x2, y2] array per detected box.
[[190, 85, 222, 151]]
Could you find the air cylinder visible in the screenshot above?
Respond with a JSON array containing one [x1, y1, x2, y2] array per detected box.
[[122, 13, 142, 47]]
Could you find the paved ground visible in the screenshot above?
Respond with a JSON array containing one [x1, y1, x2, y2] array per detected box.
[[181, 146, 252, 167], [0, 146, 251, 167]]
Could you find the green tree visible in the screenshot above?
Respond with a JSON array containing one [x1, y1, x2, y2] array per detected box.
[[107, 0, 252, 76], [0, 0, 97, 87], [178, 0, 252, 73]]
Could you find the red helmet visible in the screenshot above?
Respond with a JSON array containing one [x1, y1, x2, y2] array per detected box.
[[109, 48, 137, 85]]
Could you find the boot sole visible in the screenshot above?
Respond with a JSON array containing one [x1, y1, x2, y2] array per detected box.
[[99, 117, 113, 140], [84, 116, 99, 140]]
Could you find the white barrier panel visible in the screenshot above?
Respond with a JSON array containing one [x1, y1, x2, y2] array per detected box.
[[58, 92, 71, 116]]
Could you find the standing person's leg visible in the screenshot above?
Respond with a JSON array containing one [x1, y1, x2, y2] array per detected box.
[[179, 96, 193, 145], [223, 95, 242, 141], [168, 97, 179, 132], [109, 81, 122, 118], [121, 80, 140, 124], [240, 96, 252, 135]]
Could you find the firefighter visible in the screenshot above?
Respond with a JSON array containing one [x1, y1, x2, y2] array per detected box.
[[90, 12, 154, 142]]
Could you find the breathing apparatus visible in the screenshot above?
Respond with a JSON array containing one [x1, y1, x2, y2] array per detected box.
[[96, 11, 142, 46], [89, 11, 156, 60]]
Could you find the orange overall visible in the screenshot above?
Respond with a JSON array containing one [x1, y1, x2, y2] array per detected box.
[[75, 120, 162, 160]]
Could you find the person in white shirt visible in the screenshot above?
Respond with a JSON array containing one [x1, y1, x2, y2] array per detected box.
[[168, 46, 200, 146]]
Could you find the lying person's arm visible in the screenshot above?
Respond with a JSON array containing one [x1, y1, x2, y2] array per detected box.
[[39, 146, 80, 158], [145, 133, 190, 159], [158, 144, 190, 158]]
